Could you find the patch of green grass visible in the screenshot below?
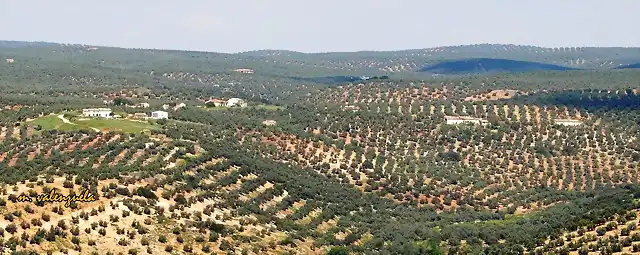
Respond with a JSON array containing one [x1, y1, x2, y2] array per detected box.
[[482, 214, 527, 226], [75, 119, 159, 133], [32, 115, 81, 131], [31, 114, 160, 133]]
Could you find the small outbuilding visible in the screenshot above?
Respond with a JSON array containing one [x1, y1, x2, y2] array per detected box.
[[554, 119, 583, 126], [150, 111, 169, 120], [234, 68, 254, 74], [444, 116, 488, 125], [262, 120, 277, 126], [133, 113, 148, 119], [82, 108, 113, 118], [226, 98, 247, 107]]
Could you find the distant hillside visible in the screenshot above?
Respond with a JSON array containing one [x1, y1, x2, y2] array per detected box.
[[237, 44, 640, 72], [419, 58, 578, 74], [616, 63, 640, 69], [3, 40, 640, 76], [0, 40, 61, 48]]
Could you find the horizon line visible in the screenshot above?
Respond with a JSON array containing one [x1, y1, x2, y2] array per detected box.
[[2, 39, 640, 55]]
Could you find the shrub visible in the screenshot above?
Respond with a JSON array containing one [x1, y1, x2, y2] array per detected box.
[[5, 223, 17, 234]]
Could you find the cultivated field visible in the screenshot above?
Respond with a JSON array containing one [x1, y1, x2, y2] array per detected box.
[[3, 40, 640, 254]]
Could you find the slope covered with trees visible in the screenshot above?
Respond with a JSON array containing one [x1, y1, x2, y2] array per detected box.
[[2, 40, 640, 254], [237, 44, 640, 72]]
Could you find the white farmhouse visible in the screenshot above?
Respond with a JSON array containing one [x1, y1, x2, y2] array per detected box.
[[226, 98, 247, 107], [344, 105, 360, 112], [133, 113, 148, 119], [150, 111, 169, 120], [262, 120, 277, 126], [173, 103, 186, 111], [234, 68, 254, 74], [205, 98, 226, 107], [444, 116, 488, 125], [554, 119, 583, 126], [82, 108, 113, 118]]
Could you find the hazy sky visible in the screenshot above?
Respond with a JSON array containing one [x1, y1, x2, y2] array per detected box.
[[1, 0, 638, 53]]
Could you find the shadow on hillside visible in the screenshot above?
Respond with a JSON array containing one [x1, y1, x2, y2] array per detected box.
[[419, 58, 579, 75], [288, 75, 389, 85], [506, 89, 640, 110], [616, 63, 640, 69]]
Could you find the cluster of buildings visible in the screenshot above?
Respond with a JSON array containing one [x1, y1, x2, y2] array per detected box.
[[131, 111, 169, 120], [128, 102, 149, 108], [162, 103, 187, 111], [96, 98, 187, 120], [204, 97, 247, 108], [84, 96, 250, 121], [82, 108, 168, 120]]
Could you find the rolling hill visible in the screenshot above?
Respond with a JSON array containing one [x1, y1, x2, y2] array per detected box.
[[4, 41, 640, 75], [237, 44, 640, 72], [4, 39, 640, 254]]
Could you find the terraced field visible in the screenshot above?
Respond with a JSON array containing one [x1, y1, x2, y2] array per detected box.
[[534, 210, 640, 254], [0, 128, 197, 172], [0, 156, 347, 254], [0, 136, 403, 255], [238, 86, 640, 217]]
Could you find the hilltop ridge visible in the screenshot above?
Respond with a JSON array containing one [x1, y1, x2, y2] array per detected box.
[[0, 41, 640, 75], [2, 40, 640, 75]]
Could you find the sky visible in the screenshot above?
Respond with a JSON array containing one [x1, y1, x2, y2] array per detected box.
[[1, 0, 639, 53]]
